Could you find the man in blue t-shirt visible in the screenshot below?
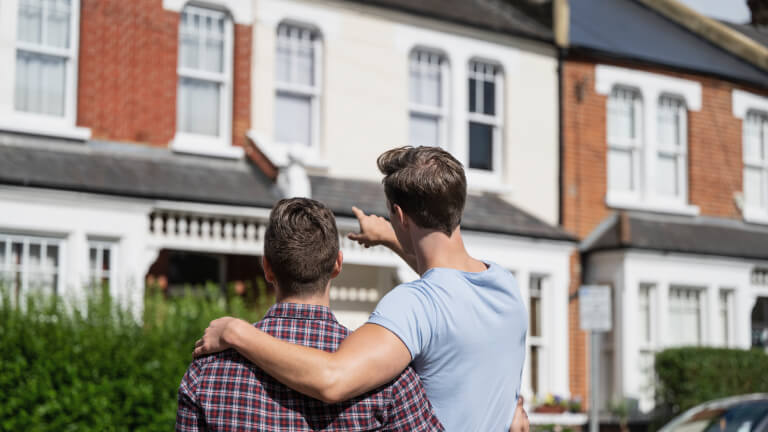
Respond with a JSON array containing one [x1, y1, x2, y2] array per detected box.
[[195, 146, 530, 431]]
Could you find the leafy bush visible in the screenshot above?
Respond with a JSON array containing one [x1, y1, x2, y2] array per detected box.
[[0, 283, 273, 431], [655, 347, 768, 417]]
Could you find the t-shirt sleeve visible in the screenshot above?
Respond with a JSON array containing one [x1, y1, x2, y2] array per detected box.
[[367, 284, 432, 360]]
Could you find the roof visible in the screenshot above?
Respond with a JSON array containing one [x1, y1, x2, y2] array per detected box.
[[581, 211, 768, 260], [722, 21, 768, 49], [0, 133, 278, 207], [569, 0, 768, 88], [337, 0, 553, 42], [310, 175, 576, 241]]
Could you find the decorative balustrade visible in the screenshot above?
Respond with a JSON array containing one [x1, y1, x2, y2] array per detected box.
[[329, 286, 380, 303], [753, 268, 768, 286]]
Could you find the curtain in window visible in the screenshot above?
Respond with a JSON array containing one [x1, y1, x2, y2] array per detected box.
[[668, 287, 702, 346]]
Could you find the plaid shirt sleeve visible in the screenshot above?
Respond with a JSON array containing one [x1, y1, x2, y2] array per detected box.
[[176, 360, 204, 432], [384, 367, 445, 431]]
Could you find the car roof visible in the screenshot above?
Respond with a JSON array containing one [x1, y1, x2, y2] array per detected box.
[[660, 394, 768, 432]]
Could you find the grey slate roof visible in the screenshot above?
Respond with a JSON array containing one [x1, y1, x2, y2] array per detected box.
[[582, 211, 768, 260], [338, 0, 552, 42], [0, 133, 278, 207], [310, 175, 576, 241], [569, 0, 768, 88]]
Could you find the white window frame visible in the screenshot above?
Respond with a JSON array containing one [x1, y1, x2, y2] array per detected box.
[[742, 111, 768, 221], [637, 283, 657, 408], [732, 90, 768, 224], [667, 286, 706, 347], [655, 95, 689, 205], [273, 21, 323, 155], [596, 65, 701, 216], [171, 4, 240, 159], [528, 274, 547, 399], [408, 48, 450, 149], [87, 239, 118, 294], [466, 59, 504, 183], [0, 0, 90, 140], [607, 86, 644, 202], [0, 233, 64, 303], [718, 288, 735, 347]]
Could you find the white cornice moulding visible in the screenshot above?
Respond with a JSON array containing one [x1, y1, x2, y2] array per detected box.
[[162, 0, 253, 24], [732, 89, 768, 119], [595, 64, 703, 111]]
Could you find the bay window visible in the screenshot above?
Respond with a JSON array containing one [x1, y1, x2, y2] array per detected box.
[[409, 49, 448, 148], [88, 240, 117, 291], [275, 22, 321, 150], [0, 234, 62, 301], [668, 286, 703, 346]]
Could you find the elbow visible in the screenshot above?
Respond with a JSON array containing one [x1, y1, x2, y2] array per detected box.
[[316, 370, 349, 404]]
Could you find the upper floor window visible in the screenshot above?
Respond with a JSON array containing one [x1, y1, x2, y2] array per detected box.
[[174, 5, 234, 153], [467, 60, 502, 173], [274, 22, 321, 150], [409, 49, 448, 148], [744, 111, 768, 215], [656, 96, 688, 200], [15, 0, 76, 118], [607, 87, 643, 195]]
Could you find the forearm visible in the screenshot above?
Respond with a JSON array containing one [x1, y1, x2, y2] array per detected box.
[[224, 322, 343, 401]]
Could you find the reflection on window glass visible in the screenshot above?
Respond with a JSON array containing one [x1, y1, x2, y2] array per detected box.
[[665, 400, 768, 432]]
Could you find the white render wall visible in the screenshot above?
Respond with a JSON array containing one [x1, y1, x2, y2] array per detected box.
[[250, 0, 561, 225]]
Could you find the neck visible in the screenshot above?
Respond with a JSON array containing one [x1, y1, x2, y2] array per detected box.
[[411, 226, 487, 275], [275, 283, 331, 307]]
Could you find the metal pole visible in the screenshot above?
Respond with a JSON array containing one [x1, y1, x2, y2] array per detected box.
[[590, 330, 600, 432]]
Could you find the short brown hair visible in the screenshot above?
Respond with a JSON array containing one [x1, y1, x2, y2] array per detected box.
[[264, 198, 339, 298], [377, 146, 466, 235]]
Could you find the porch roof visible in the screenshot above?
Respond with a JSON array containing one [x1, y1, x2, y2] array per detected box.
[[581, 211, 768, 260], [310, 175, 577, 241], [0, 133, 277, 207]]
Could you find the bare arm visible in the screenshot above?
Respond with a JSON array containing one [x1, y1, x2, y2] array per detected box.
[[347, 207, 419, 273], [195, 319, 412, 404]]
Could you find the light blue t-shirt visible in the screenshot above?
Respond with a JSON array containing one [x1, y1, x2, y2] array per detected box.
[[367, 262, 527, 431]]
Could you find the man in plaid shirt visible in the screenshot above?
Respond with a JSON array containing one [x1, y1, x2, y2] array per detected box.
[[176, 198, 443, 431]]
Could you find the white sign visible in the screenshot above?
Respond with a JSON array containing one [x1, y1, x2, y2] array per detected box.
[[579, 285, 612, 332]]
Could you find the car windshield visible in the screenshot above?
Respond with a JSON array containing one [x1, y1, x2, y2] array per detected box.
[[666, 401, 768, 432]]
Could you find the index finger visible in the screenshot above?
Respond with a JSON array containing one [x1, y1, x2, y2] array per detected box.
[[351, 206, 367, 220]]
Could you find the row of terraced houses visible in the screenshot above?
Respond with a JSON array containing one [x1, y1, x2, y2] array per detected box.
[[1, 0, 768, 425]]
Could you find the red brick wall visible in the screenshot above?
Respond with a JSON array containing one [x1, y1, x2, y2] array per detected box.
[[561, 58, 768, 404], [77, 0, 251, 148]]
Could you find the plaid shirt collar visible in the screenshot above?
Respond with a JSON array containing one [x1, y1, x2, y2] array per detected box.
[[262, 302, 339, 323]]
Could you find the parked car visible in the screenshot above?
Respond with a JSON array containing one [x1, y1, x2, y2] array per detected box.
[[660, 394, 768, 432]]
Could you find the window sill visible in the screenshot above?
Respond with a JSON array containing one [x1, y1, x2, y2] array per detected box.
[[246, 130, 329, 169], [743, 207, 768, 225], [467, 170, 512, 195], [0, 117, 91, 141], [606, 195, 700, 216], [171, 133, 244, 159]]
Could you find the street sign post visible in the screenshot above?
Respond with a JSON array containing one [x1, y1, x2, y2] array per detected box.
[[579, 285, 612, 432]]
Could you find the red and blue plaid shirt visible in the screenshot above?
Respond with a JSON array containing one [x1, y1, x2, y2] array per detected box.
[[176, 302, 444, 431]]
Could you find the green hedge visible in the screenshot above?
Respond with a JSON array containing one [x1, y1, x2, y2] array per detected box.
[[0, 285, 272, 431], [655, 347, 768, 416]]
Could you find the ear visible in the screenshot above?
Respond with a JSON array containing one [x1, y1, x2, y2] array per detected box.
[[262, 256, 276, 285], [393, 204, 408, 228], [330, 250, 343, 279]]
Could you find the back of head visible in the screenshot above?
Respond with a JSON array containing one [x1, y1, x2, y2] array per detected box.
[[377, 146, 467, 235], [264, 198, 339, 298]]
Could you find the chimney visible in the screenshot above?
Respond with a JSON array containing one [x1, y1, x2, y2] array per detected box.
[[749, 0, 768, 26]]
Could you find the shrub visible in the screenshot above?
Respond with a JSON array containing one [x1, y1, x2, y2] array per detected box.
[[655, 347, 768, 417], [0, 283, 273, 431]]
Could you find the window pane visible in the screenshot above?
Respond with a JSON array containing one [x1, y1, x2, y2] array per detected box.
[[639, 285, 652, 344], [203, 15, 224, 73], [102, 249, 110, 271], [409, 113, 439, 148], [18, 0, 43, 44], [45, 0, 71, 49], [656, 154, 679, 197], [410, 51, 442, 107], [177, 78, 220, 136], [483, 80, 495, 115], [469, 122, 493, 171], [669, 287, 702, 346], [658, 97, 683, 148], [46, 245, 58, 269], [179, 12, 200, 69], [15, 51, 66, 116], [275, 93, 312, 147], [0, 241, 5, 269], [29, 244, 42, 269], [744, 113, 766, 161], [745, 167, 765, 209], [529, 277, 542, 338], [719, 290, 730, 346], [530, 346, 539, 395], [608, 88, 639, 140], [276, 24, 316, 87], [608, 148, 633, 192], [468, 78, 477, 113], [89, 247, 98, 271]]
